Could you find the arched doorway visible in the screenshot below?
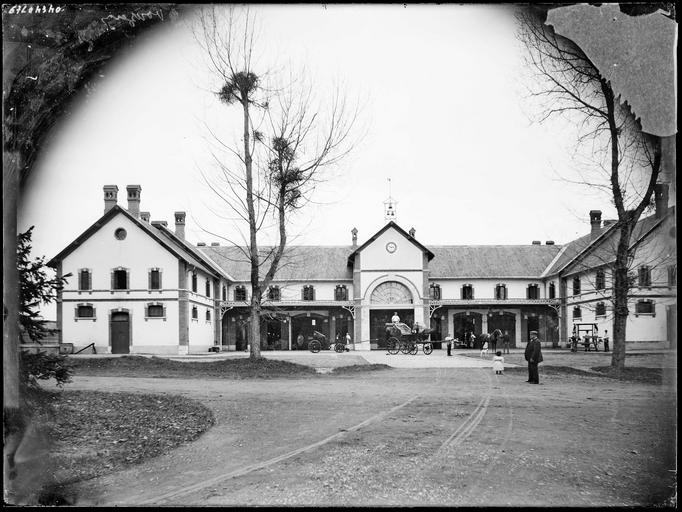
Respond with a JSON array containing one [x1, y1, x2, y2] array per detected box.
[[452, 312, 482, 348], [291, 313, 329, 350], [487, 312, 517, 348]]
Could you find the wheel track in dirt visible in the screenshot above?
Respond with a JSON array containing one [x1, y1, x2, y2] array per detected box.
[[140, 394, 421, 505], [103, 368, 502, 505]]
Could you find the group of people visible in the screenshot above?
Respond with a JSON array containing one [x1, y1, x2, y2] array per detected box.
[[473, 329, 512, 355]]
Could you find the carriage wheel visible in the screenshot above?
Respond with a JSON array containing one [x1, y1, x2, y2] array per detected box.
[[423, 342, 433, 355], [387, 337, 400, 355], [308, 340, 321, 353], [408, 343, 418, 355], [334, 343, 345, 353], [399, 341, 411, 354]]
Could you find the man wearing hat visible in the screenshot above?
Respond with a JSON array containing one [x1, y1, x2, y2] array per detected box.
[[524, 331, 543, 384]]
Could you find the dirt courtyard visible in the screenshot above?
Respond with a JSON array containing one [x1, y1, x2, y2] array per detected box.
[[61, 353, 677, 507]]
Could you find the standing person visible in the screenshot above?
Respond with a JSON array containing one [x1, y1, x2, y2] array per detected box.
[[469, 331, 476, 350], [492, 351, 505, 375], [502, 330, 511, 354], [524, 330, 543, 384], [603, 330, 610, 352], [480, 339, 489, 358], [491, 329, 501, 352], [345, 332, 352, 351]]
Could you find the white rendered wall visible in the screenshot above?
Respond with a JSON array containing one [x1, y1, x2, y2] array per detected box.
[[60, 212, 181, 353]]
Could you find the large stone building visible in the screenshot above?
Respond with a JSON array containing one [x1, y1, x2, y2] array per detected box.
[[48, 184, 676, 354]]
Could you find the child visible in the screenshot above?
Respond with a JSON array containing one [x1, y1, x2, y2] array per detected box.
[[492, 350, 505, 375], [480, 340, 489, 358]]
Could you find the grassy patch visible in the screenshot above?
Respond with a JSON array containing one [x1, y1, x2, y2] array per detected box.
[[68, 355, 318, 379], [504, 365, 664, 383], [37, 389, 214, 485], [331, 364, 392, 375], [591, 366, 663, 384]]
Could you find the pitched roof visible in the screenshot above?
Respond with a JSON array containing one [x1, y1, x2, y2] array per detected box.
[[559, 208, 675, 276], [47, 206, 220, 277], [348, 221, 435, 262], [197, 245, 354, 282], [199, 243, 563, 281], [428, 245, 563, 278], [153, 224, 234, 281]]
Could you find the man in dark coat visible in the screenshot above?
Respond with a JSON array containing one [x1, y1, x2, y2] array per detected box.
[[491, 329, 502, 352], [524, 330, 543, 384]]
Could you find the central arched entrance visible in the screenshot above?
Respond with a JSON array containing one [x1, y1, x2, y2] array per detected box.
[[369, 281, 415, 349]]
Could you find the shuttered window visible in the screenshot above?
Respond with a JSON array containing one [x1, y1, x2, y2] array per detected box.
[[149, 269, 162, 290], [302, 285, 315, 301], [78, 269, 91, 291], [112, 268, 128, 290]]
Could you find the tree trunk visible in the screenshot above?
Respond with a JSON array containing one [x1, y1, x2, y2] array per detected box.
[[3, 151, 22, 502], [249, 297, 261, 359], [610, 224, 632, 371]]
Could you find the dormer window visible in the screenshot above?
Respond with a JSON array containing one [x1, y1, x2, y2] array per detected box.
[[495, 284, 507, 300], [461, 284, 474, 300]]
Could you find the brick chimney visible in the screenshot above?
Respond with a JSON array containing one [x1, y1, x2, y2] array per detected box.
[[351, 227, 358, 247], [103, 185, 119, 213], [589, 210, 602, 238], [409, 227, 416, 237], [140, 211, 150, 223], [655, 183, 669, 219], [174, 211, 186, 240], [126, 185, 141, 218]]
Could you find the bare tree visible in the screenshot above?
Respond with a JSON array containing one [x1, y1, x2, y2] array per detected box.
[[194, 6, 358, 359], [516, 8, 664, 370]]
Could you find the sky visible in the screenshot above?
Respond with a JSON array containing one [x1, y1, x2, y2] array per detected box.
[[19, 4, 624, 269]]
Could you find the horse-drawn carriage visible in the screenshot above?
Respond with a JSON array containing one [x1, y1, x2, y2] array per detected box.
[[385, 322, 434, 355]]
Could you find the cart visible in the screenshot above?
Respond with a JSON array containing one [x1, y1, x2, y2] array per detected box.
[[570, 323, 602, 352], [308, 331, 347, 353], [385, 322, 434, 355]]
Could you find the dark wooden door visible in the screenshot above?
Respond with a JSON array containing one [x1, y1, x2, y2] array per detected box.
[[111, 312, 130, 354]]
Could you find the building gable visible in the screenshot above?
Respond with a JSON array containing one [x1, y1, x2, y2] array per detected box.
[[348, 221, 434, 267]]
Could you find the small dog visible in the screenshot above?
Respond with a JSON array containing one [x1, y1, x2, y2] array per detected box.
[[480, 341, 489, 358]]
